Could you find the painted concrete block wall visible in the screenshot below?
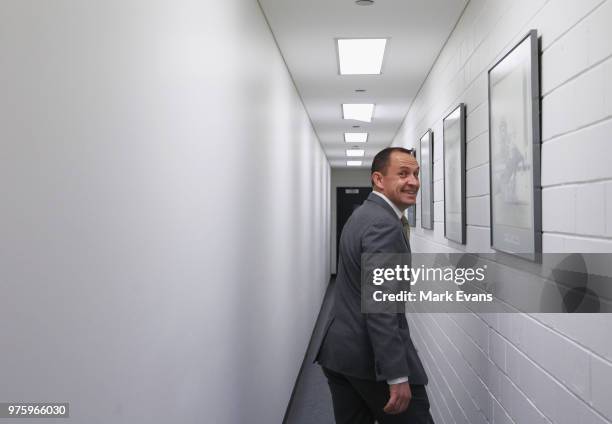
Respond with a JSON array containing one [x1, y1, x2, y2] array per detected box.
[[392, 0, 612, 422], [0, 1, 330, 423], [330, 168, 372, 272]]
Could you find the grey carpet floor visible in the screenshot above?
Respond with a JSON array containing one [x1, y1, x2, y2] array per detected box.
[[284, 280, 336, 424]]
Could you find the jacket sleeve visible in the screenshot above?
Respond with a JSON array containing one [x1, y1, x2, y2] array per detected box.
[[362, 219, 410, 381]]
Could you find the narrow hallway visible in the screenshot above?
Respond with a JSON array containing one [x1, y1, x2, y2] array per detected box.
[[1, 0, 612, 423]]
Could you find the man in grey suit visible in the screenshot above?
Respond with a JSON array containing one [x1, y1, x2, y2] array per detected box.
[[316, 147, 433, 423]]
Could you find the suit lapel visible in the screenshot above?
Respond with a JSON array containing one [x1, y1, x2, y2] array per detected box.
[[366, 192, 399, 220], [367, 193, 411, 252]]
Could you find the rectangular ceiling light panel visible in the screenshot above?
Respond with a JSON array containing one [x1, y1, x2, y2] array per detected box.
[[346, 149, 365, 157], [342, 103, 374, 122], [344, 132, 368, 143], [338, 38, 387, 75], [347, 160, 363, 167]]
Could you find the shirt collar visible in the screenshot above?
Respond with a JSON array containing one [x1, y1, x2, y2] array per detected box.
[[372, 191, 403, 220]]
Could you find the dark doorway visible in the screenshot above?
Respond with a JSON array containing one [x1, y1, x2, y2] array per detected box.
[[336, 187, 372, 266]]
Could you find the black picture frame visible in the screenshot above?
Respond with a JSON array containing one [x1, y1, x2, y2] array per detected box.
[[488, 29, 541, 260], [419, 129, 434, 230], [406, 204, 416, 227], [443, 103, 466, 244]]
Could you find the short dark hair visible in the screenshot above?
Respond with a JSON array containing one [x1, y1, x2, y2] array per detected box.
[[370, 147, 416, 187]]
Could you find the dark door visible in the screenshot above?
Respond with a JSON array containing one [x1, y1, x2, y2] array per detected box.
[[336, 187, 372, 266]]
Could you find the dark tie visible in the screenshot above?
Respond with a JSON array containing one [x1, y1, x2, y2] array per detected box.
[[400, 215, 410, 241]]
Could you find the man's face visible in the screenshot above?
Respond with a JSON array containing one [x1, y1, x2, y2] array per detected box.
[[373, 151, 420, 210]]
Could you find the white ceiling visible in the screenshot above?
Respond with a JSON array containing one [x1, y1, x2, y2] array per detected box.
[[258, 0, 467, 168]]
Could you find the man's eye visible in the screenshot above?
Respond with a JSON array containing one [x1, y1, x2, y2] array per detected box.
[[399, 172, 407, 178]]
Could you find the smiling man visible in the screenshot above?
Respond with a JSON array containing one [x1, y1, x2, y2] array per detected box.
[[315, 147, 434, 424]]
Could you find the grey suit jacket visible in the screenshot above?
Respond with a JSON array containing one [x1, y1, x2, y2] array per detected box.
[[315, 192, 428, 384]]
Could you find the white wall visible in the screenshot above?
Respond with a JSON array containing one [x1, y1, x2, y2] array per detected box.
[[330, 168, 372, 273], [392, 0, 612, 423], [0, 1, 330, 423]]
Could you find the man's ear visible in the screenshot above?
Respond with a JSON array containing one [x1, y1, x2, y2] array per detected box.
[[372, 171, 384, 191]]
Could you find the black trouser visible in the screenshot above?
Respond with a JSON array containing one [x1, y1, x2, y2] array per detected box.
[[322, 367, 434, 424]]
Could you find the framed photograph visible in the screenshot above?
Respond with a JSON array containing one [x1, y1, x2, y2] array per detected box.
[[488, 30, 541, 260], [443, 103, 466, 244], [406, 148, 417, 227], [419, 129, 434, 230], [406, 204, 416, 227]]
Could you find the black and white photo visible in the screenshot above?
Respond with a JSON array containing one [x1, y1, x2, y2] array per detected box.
[[488, 29, 541, 259], [443, 103, 466, 244], [419, 130, 434, 230]]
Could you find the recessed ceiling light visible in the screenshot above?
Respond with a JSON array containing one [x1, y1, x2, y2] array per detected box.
[[337, 39, 386, 75], [342, 103, 374, 122], [347, 160, 363, 166], [347, 149, 365, 157], [344, 132, 368, 143], [355, 0, 374, 5]]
